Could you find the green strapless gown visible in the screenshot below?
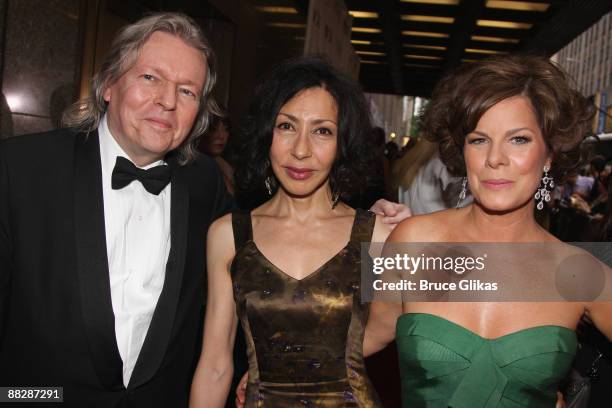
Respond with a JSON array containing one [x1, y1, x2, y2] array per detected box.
[[396, 313, 577, 408]]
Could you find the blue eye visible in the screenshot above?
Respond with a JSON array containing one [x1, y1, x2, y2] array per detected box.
[[467, 137, 486, 145], [511, 135, 531, 144], [180, 88, 197, 98]]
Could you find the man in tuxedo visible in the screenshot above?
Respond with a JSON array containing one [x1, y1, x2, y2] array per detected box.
[[0, 12, 232, 407]]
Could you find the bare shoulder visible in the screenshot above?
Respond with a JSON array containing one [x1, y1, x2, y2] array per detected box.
[[540, 227, 562, 243], [388, 209, 458, 242], [372, 214, 394, 242], [207, 213, 236, 257], [209, 213, 233, 238]]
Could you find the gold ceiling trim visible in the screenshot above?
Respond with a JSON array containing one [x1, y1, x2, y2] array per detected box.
[[356, 51, 386, 56], [402, 15, 455, 24], [404, 44, 447, 50], [266, 22, 306, 29], [486, 1, 550, 12], [405, 54, 444, 60], [477, 19, 533, 29], [402, 30, 450, 38], [255, 6, 298, 14], [465, 48, 507, 54], [352, 27, 382, 33], [349, 11, 379, 18], [471, 35, 520, 43]]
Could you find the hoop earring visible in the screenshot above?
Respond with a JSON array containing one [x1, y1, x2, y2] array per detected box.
[[456, 177, 468, 208], [535, 165, 554, 210], [265, 176, 273, 196]]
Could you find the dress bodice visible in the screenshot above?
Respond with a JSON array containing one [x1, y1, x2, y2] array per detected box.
[[396, 313, 577, 407], [231, 209, 382, 407]]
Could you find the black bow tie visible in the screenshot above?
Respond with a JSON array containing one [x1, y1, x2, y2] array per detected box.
[[111, 156, 172, 195]]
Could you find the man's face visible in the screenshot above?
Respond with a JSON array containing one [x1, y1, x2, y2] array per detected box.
[[103, 31, 207, 166]]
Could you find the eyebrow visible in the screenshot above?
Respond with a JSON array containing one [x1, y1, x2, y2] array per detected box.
[[505, 127, 533, 136], [277, 112, 337, 125], [470, 127, 534, 137]]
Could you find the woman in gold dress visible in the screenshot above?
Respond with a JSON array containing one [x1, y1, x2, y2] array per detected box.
[[189, 57, 408, 407]]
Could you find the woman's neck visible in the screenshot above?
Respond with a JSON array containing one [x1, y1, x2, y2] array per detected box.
[[262, 183, 347, 223], [464, 201, 543, 242]]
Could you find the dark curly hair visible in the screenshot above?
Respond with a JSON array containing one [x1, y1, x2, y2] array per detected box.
[[233, 56, 376, 209], [421, 54, 594, 181]]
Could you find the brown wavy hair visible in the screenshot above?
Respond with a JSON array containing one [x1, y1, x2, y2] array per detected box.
[[421, 54, 594, 181]]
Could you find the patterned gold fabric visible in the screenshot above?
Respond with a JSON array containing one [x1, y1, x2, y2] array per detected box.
[[231, 209, 382, 407]]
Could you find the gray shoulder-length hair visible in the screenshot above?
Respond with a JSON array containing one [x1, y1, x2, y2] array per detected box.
[[62, 12, 220, 165]]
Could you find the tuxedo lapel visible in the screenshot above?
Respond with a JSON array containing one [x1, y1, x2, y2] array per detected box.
[[73, 131, 124, 390], [128, 163, 189, 389]]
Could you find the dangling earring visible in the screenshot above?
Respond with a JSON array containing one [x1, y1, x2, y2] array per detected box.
[[456, 177, 468, 208], [264, 176, 273, 196], [535, 165, 554, 210], [331, 190, 340, 209]]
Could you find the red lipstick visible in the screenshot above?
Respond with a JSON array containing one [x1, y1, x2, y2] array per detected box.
[[284, 166, 314, 180], [481, 179, 513, 190]]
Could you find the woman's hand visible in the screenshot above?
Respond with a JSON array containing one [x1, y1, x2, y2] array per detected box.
[[235, 372, 248, 408], [369, 199, 412, 228], [555, 391, 565, 408]]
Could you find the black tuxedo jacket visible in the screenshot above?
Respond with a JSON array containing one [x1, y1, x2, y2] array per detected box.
[[0, 129, 233, 407]]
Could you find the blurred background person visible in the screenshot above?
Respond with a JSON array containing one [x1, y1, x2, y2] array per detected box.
[[395, 138, 472, 215], [358, 126, 391, 207], [550, 155, 610, 241], [200, 111, 235, 194]]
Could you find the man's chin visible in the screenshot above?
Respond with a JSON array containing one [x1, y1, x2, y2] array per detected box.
[[141, 135, 184, 155]]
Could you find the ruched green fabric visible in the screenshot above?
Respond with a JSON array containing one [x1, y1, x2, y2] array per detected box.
[[396, 313, 577, 408]]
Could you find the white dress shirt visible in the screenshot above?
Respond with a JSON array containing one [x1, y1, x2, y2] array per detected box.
[[98, 116, 171, 387]]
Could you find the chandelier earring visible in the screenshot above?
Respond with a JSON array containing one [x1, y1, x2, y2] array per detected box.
[[535, 165, 554, 210], [456, 177, 468, 208]]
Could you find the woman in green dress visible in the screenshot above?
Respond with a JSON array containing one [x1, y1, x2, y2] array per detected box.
[[365, 54, 612, 407]]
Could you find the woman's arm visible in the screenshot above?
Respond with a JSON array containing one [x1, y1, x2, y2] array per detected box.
[[584, 260, 612, 341], [363, 215, 403, 357], [190, 215, 238, 408], [364, 300, 402, 356], [363, 214, 434, 356], [585, 301, 612, 341]]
